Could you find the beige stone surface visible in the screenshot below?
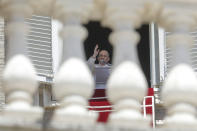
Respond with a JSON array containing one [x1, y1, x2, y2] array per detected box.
[[0, 17, 5, 112]]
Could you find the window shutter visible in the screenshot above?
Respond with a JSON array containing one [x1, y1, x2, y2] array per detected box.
[[164, 31, 197, 76], [26, 15, 53, 82]]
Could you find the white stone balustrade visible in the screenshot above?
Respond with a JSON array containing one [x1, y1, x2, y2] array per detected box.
[[159, 0, 197, 129], [30, 0, 55, 16], [51, 0, 97, 127], [0, 0, 196, 131], [0, 0, 43, 129], [143, 0, 163, 23], [89, 0, 106, 21], [103, 0, 150, 129]]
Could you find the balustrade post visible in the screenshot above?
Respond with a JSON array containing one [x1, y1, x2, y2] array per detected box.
[[0, 17, 5, 112], [51, 0, 97, 126], [103, 0, 150, 128], [159, 1, 197, 128], [0, 0, 43, 125], [30, 0, 54, 16]]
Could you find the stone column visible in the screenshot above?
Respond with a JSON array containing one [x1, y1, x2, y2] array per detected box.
[[0, 0, 43, 125], [51, 0, 97, 127], [103, 0, 150, 129], [159, 1, 197, 128], [89, 0, 107, 21], [30, 0, 55, 16], [0, 17, 5, 112]]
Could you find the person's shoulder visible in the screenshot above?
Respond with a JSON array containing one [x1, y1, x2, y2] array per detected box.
[[95, 64, 100, 68], [107, 63, 112, 66]]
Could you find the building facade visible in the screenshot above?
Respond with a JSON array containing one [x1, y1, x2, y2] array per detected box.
[[0, 0, 197, 131]]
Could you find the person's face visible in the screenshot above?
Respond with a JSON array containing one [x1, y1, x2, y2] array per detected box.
[[98, 50, 110, 65]]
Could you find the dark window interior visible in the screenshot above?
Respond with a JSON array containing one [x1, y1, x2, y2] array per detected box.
[[84, 21, 150, 87]]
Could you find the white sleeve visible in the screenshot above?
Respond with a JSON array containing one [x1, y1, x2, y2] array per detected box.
[[87, 57, 96, 72]]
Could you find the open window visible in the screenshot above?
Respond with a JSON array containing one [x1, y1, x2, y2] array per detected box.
[[84, 21, 151, 87]]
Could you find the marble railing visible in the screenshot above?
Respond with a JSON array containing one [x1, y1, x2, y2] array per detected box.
[[0, 0, 197, 130]]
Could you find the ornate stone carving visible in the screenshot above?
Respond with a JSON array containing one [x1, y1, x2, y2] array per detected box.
[[103, 0, 150, 128], [52, 0, 94, 25], [51, 0, 97, 126], [0, 0, 43, 125], [159, 1, 197, 128]]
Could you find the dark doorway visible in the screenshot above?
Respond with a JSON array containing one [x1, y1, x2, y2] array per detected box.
[[84, 22, 150, 87], [84, 21, 113, 64], [136, 25, 150, 87]]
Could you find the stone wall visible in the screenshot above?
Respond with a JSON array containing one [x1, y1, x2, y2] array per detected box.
[[0, 17, 5, 111]]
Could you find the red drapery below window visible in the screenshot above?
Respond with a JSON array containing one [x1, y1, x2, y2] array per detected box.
[[89, 88, 154, 123]]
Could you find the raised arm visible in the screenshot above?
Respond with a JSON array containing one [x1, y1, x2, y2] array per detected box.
[[92, 44, 99, 59], [87, 44, 100, 71]]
